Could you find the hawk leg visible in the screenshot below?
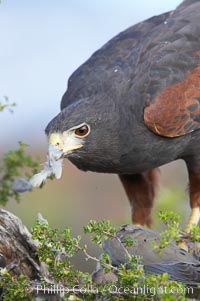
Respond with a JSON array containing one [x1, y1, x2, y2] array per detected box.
[[186, 168, 200, 232], [119, 168, 160, 227], [177, 164, 200, 250]]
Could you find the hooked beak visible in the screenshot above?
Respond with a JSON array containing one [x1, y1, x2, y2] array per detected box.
[[48, 132, 83, 159]]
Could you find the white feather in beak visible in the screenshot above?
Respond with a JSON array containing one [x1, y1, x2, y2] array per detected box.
[[13, 145, 63, 192]]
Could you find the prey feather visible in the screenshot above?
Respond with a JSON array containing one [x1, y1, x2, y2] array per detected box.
[[13, 146, 63, 193]]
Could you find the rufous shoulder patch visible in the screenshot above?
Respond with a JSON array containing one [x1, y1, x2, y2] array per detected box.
[[144, 60, 200, 138]]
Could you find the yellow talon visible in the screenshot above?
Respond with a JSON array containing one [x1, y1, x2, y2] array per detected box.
[[178, 208, 200, 252], [178, 241, 188, 251], [185, 207, 200, 233]]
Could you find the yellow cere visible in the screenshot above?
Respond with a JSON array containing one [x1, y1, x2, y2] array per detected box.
[[49, 132, 64, 147]]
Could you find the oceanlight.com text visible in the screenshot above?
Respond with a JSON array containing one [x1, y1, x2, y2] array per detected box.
[[35, 284, 194, 297]]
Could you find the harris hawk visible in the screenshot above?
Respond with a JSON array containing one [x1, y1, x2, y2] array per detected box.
[[45, 0, 200, 231]]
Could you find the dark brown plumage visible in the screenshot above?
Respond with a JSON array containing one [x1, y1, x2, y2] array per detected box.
[[46, 0, 200, 230]]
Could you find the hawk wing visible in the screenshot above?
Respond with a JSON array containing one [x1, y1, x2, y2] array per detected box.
[[143, 1, 200, 137], [144, 59, 200, 137]]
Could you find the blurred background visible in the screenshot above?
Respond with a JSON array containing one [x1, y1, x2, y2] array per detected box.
[[0, 0, 189, 272]]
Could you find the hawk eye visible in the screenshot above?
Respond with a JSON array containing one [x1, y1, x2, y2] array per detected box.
[[74, 125, 89, 137]]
